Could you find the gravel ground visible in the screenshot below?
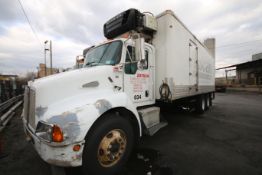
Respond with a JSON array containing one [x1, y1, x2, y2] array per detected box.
[[0, 91, 262, 175]]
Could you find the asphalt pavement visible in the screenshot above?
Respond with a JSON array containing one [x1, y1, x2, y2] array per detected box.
[[0, 91, 262, 175]]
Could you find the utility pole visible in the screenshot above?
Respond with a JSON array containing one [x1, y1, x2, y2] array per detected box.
[[50, 40, 53, 75], [44, 40, 48, 76], [44, 40, 53, 75], [44, 48, 47, 76]]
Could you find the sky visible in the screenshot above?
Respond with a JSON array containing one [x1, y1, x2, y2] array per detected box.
[[0, 0, 262, 77]]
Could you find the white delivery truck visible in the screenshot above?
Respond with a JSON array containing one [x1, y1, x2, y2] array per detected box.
[[22, 9, 215, 175]]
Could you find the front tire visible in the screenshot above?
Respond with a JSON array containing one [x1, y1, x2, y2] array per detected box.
[[82, 113, 134, 175]]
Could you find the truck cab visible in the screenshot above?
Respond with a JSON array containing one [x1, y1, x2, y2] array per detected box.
[[22, 37, 159, 175], [91, 39, 156, 107]]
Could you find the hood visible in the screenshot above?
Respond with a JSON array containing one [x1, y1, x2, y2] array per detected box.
[[30, 65, 116, 108]]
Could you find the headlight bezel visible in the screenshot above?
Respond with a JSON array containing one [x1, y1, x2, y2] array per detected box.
[[35, 120, 53, 142], [35, 121, 64, 143]]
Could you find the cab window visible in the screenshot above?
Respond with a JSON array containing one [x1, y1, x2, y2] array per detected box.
[[125, 46, 148, 74]]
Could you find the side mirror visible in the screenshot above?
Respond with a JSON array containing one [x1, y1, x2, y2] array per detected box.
[[138, 59, 148, 70], [134, 35, 145, 61]]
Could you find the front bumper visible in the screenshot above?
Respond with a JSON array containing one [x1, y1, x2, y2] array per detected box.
[[22, 119, 85, 167]]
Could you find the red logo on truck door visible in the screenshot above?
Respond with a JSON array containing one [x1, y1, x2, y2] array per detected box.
[[137, 73, 149, 78]]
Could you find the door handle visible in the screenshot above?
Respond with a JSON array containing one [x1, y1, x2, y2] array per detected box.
[[145, 90, 149, 97]]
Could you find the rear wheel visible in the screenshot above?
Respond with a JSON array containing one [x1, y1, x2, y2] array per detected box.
[[82, 114, 134, 175], [209, 93, 213, 107], [205, 94, 210, 110], [196, 95, 206, 114]]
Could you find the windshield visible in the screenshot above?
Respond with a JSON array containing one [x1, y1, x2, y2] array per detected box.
[[84, 41, 122, 67]]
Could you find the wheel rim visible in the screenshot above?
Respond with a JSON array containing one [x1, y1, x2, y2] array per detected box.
[[97, 129, 127, 167]]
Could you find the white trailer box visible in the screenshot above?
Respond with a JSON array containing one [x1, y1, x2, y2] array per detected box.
[[153, 10, 215, 100]]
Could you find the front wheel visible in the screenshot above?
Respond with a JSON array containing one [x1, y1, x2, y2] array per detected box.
[[82, 114, 134, 175]]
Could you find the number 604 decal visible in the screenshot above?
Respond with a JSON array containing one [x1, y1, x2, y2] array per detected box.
[[134, 95, 141, 100]]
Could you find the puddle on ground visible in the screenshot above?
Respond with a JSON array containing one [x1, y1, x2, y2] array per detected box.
[[65, 148, 174, 175], [119, 148, 174, 175]]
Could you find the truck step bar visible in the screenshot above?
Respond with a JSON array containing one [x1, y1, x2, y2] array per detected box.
[[138, 107, 168, 136], [146, 121, 168, 136]]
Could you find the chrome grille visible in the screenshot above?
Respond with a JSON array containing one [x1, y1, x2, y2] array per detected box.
[[23, 86, 29, 119], [29, 88, 36, 129], [23, 86, 36, 129]]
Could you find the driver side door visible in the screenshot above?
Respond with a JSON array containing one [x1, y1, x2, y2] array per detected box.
[[123, 45, 154, 107]]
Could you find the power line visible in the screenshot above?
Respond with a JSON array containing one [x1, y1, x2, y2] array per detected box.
[[17, 0, 42, 48]]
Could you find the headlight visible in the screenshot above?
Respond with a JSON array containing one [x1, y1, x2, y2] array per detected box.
[[35, 121, 63, 143]]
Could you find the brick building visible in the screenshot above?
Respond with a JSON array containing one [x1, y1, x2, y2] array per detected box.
[[37, 63, 59, 78]]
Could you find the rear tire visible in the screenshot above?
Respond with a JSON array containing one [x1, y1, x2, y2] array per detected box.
[[82, 113, 134, 175], [209, 93, 213, 107], [196, 95, 206, 114], [205, 94, 210, 110]]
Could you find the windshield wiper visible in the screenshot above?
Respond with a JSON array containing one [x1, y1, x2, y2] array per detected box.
[[86, 61, 99, 67]]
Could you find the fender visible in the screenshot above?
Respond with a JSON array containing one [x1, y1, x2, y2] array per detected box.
[[37, 90, 142, 145]]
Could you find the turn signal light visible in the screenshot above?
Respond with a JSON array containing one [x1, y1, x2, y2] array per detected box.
[[73, 144, 81, 152], [52, 125, 63, 142]]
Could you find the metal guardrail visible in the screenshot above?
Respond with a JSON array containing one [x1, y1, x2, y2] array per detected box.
[[0, 95, 23, 132]]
